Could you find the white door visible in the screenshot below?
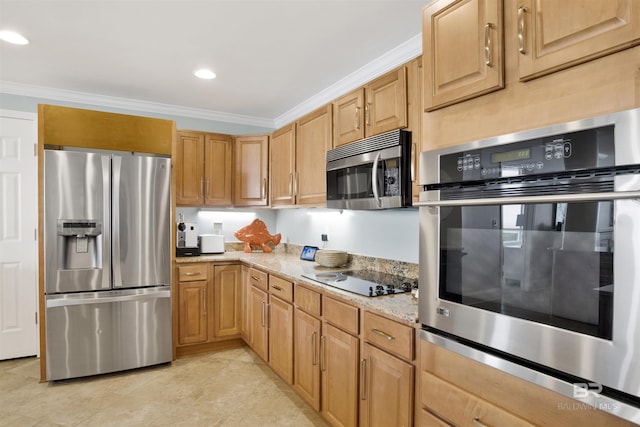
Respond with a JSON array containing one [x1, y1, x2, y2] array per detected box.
[[0, 110, 38, 359]]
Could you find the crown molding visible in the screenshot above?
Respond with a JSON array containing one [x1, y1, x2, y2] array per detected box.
[[0, 81, 276, 128], [0, 33, 421, 130], [273, 33, 421, 128]]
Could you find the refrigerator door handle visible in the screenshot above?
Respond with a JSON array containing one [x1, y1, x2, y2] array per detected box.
[[112, 155, 122, 287], [102, 155, 112, 289], [46, 288, 171, 308]]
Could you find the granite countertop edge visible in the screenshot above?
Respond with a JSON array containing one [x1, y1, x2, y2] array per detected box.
[[176, 252, 420, 325]]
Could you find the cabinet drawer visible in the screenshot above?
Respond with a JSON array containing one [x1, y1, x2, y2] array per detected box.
[[323, 296, 359, 336], [269, 275, 293, 303], [421, 372, 533, 427], [363, 311, 414, 361], [248, 268, 268, 291], [419, 409, 451, 427], [178, 264, 209, 282], [295, 285, 321, 317]]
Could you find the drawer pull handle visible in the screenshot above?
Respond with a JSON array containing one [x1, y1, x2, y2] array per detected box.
[[312, 331, 318, 366], [371, 328, 395, 341], [484, 23, 494, 67], [360, 358, 367, 400], [518, 6, 528, 54], [271, 284, 283, 291], [251, 275, 261, 282], [472, 417, 489, 427], [184, 272, 201, 276], [320, 335, 326, 372], [202, 288, 207, 314]]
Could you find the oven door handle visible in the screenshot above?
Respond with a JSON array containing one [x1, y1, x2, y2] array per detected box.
[[371, 152, 383, 208], [415, 190, 640, 207]]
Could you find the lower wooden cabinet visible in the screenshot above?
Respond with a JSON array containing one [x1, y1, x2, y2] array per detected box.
[[178, 279, 209, 345], [419, 339, 632, 427], [360, 343, 414, 427], [177, 263, 242, 353], [321, 323, 360, 427], [248, 284, 269, 361], [213, 265, 242, 337], [268, 294, 294, 385], [293, 307, 321, 411], [177, 264, 210, 346]]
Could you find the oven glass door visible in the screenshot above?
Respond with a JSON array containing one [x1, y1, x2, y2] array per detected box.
[[439, 200, 614, 340]]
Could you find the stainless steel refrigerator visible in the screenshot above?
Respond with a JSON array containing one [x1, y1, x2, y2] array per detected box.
[[44, 148, 172, 381]]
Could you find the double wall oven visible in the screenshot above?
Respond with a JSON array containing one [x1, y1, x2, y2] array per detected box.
[[418, 109, 640, 422]]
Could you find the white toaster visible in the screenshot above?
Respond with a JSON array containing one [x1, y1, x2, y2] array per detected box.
[[199, 234, 225, 254]]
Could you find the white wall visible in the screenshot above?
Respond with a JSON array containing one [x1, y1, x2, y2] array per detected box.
[[276, 208, 419, 263], [176, 207, 419, 263]]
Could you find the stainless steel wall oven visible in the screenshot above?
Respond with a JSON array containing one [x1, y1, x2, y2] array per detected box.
[[418, 109, 640, 422]]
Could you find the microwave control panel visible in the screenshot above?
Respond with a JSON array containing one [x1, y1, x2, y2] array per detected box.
[[440, 125, 615, 184]]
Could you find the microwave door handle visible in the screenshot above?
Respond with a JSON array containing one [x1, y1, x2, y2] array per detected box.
[[372, 152, 382, 208]]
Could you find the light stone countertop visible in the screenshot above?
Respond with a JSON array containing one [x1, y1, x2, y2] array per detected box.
[[176, 251, 420, 325]]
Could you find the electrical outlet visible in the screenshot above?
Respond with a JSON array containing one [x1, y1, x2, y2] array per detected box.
[[321, 234, 328, 242]]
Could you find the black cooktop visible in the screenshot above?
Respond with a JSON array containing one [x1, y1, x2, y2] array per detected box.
[[302, 270, 416, 297]]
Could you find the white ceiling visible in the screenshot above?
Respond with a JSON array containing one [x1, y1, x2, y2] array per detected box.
[[0, 0, 424, 128]]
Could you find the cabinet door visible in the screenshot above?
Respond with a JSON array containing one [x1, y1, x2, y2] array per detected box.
[[248, 285, 269, 361], [406, 56, 423, 204], [268, 295, 294, 385], [517, 0, 640, 81], [321, 323, 359, 427], [178, 280, 208, 345], [293, 308, 321, 411], [241, 266, 250, 341], [270, 123, 296, 207], [360, 343, 414, 427], [213, 265, 241, 337], [176, 131, 204, 206], [234, 135, 269, 207], [365, 67, 407, 137], [423, 0, 504, 111], [204, 133, 233, 207], [296, 105, 332, 206], [333, 88, 365, 147]]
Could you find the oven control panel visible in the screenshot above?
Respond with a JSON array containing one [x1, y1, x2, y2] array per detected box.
[[441, 125, 614, 183]]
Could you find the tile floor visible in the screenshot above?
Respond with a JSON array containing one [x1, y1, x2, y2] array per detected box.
[[0, 346, 328, 426]]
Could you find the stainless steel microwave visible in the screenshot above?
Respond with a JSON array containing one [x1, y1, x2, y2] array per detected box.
[[326, 129, 412, 210], [418, 109, 640, 423]]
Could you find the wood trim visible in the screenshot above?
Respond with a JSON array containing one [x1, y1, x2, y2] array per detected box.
[[39, 104, 174, 154], [175, 338, 245, 358], [37, 105, 46, 382]]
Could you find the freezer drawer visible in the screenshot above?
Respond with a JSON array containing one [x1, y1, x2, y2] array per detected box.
[[45, 287, 172, 381]]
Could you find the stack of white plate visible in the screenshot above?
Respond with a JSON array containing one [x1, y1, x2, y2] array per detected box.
[[315, 249, 348, 268]]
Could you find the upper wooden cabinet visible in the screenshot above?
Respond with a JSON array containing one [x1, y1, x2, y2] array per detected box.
[[296, 105, 333, 206], [271, 105, 332, 207], [270, 123, 297, 207], [333, 67, 408, 147], [234, 134, 269, 207], [204, 134, 233, 206], [176, 131, 205, 206], [516, 0, 640, 81], [423, 0, 504, 111], [175, 130, 233, 207]]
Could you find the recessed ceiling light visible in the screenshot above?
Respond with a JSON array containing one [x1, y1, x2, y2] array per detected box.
[[194, 69, 216, 80], [0, 30, 29, 45]]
